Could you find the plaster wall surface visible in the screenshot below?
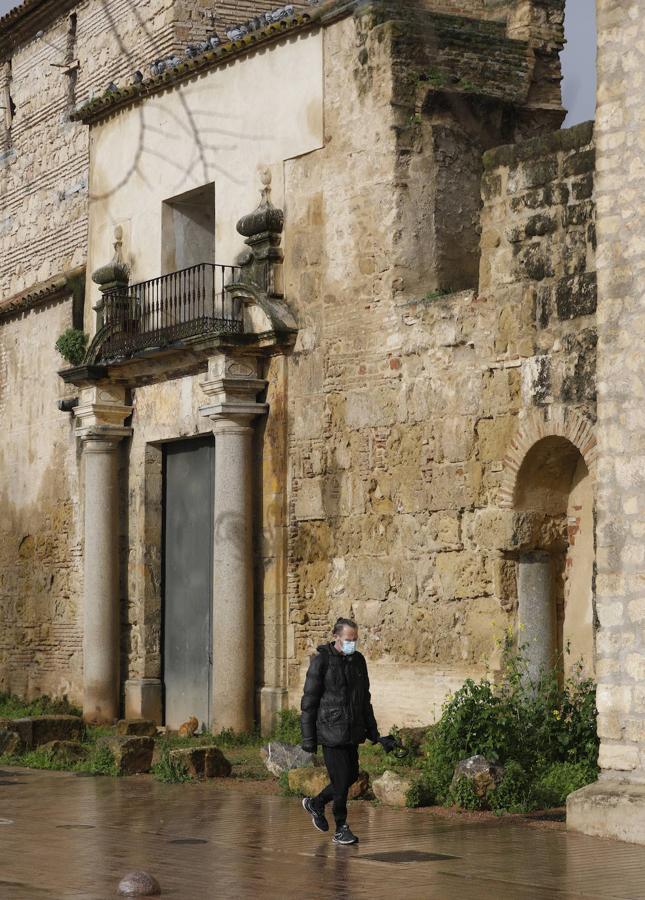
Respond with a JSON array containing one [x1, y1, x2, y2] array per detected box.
[[86, 28, 324, 322]]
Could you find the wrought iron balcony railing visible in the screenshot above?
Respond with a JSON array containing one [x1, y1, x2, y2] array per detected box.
[[98, 263, 243, 361]]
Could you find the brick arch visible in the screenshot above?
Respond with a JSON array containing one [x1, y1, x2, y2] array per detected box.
[[498, 407, 597, 509]]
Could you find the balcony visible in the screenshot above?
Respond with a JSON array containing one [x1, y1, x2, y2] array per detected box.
[[96, 263, 243, 363], [59, 180, 298, 388]]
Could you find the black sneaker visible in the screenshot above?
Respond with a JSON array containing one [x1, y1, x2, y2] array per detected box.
[[332, 824, 359, 845], [302, 796, 329, 833]]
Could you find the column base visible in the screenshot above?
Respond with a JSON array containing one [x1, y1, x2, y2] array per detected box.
[[258, 687, 289, 736], [567, 779, 645, 845], [125, 678, 162, 724]]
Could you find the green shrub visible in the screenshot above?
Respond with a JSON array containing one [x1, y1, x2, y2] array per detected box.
[[85, 743, 119, 777], [271, 708, 302, 745], [211, 727, 261, 748], [488, 761, 536, 814], [0, 692, 82, 719], [533, 761, 596, 809], [151, 750, 192, 784], [55, 329, 88, 366], [448, 776, 486, 811], [418, 642, 599, 813], [405, 776, 435, 809], [277, 770, 299, 797]]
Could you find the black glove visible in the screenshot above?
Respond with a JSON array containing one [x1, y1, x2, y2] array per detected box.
[[378, 735, 398, 754], [302, 742, 317, 754]]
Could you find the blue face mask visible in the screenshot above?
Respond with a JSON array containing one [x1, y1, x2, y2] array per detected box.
[[342, 640, 357, 655]]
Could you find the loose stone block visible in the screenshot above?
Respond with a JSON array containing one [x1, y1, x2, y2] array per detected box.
[[116, 719, 158, 738], [11, 716, 85, 750], [0, 730, 23, 756], [168, 746, 231, 778], [40, 740, 87, 762], [451, 755, 504, 800], [372, 770, 413, 808], [287, 766, 369, 800], [98, 736, 154, 775], [260, 741, 318, 777]]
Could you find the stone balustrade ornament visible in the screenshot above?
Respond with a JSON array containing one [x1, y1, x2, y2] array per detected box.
[[236, 168, 285, 298], [91, 225, 131, 331]]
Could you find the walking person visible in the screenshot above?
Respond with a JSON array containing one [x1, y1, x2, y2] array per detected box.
[[300, 617, 397, 845]]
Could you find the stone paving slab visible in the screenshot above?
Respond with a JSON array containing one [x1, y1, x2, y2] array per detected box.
[[0, 767, 644, 899]]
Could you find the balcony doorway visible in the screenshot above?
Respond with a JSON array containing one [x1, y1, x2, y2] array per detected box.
[[161, 182, 215, 273]]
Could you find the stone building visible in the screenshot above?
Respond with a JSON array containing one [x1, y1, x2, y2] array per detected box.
[[1, 0, 643, 843]]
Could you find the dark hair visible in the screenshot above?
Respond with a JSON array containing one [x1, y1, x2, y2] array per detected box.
[[333, 617, 357, 635]]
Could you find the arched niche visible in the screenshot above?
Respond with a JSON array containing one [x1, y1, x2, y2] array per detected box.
[[501, 410, 596, 682]]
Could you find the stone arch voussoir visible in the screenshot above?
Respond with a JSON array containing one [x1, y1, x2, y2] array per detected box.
[[498, 407, 597, 510]]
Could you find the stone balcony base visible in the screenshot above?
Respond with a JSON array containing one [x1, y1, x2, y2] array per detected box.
[[568, 779, 645, 845]]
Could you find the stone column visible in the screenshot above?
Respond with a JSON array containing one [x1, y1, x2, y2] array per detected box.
[[75, 386, 132, 724], [518, 551, 555, 682], [200, 354, 268, 733]]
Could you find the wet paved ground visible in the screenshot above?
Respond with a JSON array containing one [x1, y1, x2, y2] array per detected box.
[[1, 767, 645, 899]]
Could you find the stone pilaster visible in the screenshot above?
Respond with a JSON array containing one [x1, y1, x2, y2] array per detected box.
[[567, 0, 645, 845], [200, 354, 268, 733], [75, 386, 132, 724]]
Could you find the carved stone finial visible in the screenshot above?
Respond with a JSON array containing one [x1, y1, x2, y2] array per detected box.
[[259, 166, 272, 203], [236, 167, 284, 239], [92, 224, 130, 288]]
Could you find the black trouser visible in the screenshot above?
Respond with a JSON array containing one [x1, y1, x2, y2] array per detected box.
[[314, 744, 359, 828]]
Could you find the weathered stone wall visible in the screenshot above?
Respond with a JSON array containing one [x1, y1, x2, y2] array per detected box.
[[0, 0, 308, 705], [0, 0, 593, 728], [592, 0, 645, 781], [480, 122, 596, 418], [284, 5, 594, 727], [0, 298, 83, 704]]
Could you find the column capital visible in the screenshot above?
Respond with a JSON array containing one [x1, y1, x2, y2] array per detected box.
[[74, 384, 133, 443], [199, 352, 268, 426]]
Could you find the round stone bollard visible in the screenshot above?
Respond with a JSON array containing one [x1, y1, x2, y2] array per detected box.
[[117, 871, 161, 896]]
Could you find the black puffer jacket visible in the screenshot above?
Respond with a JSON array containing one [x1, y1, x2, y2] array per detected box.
[[300, 643, 379, 748]]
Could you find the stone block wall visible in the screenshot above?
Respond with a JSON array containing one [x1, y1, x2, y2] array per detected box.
[[283, 6, 594, 726], [480, 122, 596, 421], [592, 0, 645, 781]]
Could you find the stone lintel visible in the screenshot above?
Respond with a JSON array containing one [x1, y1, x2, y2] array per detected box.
[[568, 779, 645, 845]]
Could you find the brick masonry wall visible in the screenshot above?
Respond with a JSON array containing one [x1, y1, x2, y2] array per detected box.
[[593, 0, 645, 778]]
